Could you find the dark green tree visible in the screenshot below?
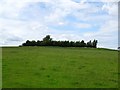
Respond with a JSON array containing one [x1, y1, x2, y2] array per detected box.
[[80, 40, 86, 47], [21, 35, 98, 48], [92, 40, 98, 48], [25, 40, 31, 46], [87, 40, 92, 47], [36, 40, 42, 46], [42, 35, 52, 46]]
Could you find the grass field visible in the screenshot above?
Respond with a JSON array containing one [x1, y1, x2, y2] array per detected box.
[[2, 47, 118, 88], [0, 48, 2, 89]]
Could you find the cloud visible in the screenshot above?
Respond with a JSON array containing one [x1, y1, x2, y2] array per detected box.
[[74, 23, 92, 29], [0, 29, 23, 46], [102, 2, 118, 16], [100, 0, 119, 2], [0, 0, 118, 49], [83, 20, 118, 49]]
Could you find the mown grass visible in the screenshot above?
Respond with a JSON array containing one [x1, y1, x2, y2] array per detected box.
[[2, 47, 118, 88]]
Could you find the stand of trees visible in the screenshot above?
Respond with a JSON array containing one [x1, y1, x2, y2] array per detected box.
[[22, 35, 98, 48]]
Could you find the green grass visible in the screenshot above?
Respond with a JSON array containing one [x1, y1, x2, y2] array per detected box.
[[0, 47, 2, 89], [2, 47, 118, 88]]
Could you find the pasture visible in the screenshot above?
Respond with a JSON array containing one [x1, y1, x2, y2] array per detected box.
[[2, 47, 118, 88]]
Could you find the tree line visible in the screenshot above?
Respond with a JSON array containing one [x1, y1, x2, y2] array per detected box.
[[22, 35, 98, 48]]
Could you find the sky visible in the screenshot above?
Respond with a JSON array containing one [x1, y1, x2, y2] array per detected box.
[[0, 0, 119, 49]]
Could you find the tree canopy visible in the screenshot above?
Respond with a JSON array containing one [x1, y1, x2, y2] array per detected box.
[[22, 35, 98, 48]]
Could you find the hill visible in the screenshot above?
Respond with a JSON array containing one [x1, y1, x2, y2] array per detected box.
[[2, 47, 118, 88]]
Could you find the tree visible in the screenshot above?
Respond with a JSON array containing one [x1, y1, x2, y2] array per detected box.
[[42, 35, 52, 46], [80, 40, 86, 47], [118, 47, 120, 50], [36, 40, 42, 46], [92, 40, 98, 48], [70, 41, 74, 47], [21, 35, 98, 48], [87, 40, 92, 47], [31, 40, 36, 46], [75, 41, 81, 47], [25, 40, 31, 46]]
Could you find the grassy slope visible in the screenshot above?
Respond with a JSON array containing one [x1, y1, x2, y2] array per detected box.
[[2, 47, 118, 88], [0, 48, 2, 89]]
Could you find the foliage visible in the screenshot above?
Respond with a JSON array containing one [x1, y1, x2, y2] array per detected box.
[[22, 35, 98, 48]]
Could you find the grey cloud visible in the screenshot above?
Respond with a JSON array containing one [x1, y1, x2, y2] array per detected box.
[[0, 30, 23, 46], [6, 35, 23, 42]]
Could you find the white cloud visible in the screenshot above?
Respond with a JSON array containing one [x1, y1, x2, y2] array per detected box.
[[100, 0, 119, 2], [81, 0, 119, 2], [0, 0, 118, 49], [74, 23, 92, 28], [102, 2, 118, 16], [0, 0, 52, 19], [83, 20, 118, 49]]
